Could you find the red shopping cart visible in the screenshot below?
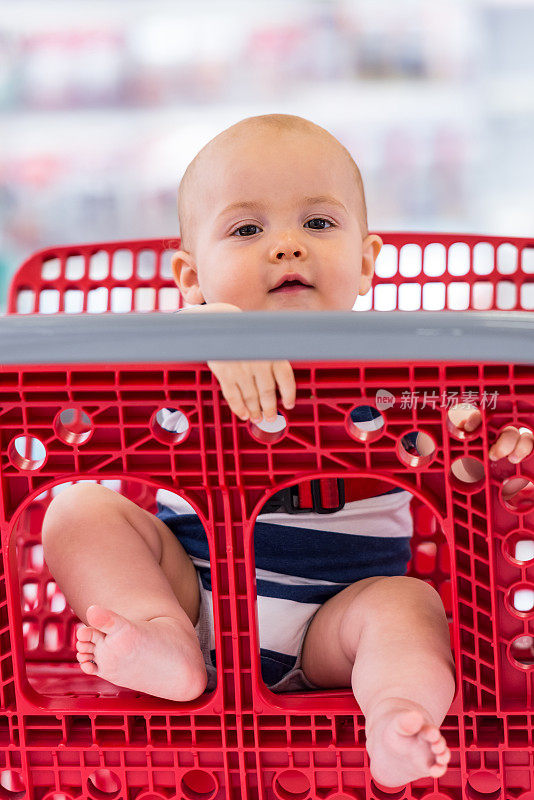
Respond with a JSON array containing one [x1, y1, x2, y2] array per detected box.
[[1, 232, 534, 800]]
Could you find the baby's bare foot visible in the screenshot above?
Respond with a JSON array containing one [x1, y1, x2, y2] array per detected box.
[[365, 699, 451, 788], [75, 605, 207, 701]]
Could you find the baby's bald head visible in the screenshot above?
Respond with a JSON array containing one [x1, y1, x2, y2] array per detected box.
[[177, 114, 368, 254]]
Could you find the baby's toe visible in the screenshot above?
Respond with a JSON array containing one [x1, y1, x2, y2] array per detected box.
[[79, 660, 98, 674], [420, 725, 441, 744], [396, 709, 424, 736], [429, 764, 447, 778], [431, 737, 447, 754], [77, 626, 105, 648], [76, 651, 95, 663], [76, 640, 95, 654], [76, 625, 94, 642], [435, 748, 450, 765]]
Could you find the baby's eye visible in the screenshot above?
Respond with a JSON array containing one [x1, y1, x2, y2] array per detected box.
[[231, 218, 334, 237], [305, 218, 334, 230], [232, 224, 261, 237]]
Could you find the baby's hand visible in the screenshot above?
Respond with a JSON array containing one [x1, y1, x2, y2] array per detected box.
[[192, 303, 296, 422], [456, 407, 534, 463], [207, 359, 296, 423]]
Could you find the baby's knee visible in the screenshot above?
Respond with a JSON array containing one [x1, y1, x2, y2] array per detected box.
[[361, 575, 445, 618], [42, 483, 117, 547]]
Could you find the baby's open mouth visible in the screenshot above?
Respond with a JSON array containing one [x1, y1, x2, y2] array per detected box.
[[270, 280, 313, 293]]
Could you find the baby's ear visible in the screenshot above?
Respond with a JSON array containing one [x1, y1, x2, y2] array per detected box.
[[359, 234, 382, 296], [171, 250, 205, 305]]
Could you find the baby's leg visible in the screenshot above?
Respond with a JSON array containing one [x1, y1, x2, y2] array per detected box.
[[301, 575, 455, 787], [42, 482, 207, 701]]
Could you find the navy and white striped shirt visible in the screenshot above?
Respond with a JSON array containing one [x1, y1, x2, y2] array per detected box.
[[156, 304, 415, 686]]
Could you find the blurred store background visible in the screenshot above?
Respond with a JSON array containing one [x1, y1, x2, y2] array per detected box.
[[1, 0, 533, 310]]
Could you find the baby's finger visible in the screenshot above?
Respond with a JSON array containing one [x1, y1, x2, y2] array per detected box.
[[253, 363, 279, 422], [462, 409, 482, 432], [272, 360, 296, 410], [220, 380, 256, 421], [238, 368, 265, 422], [489, 425, 520, 461], [207, 361, 249, 420], [508, 429, 534, 463]]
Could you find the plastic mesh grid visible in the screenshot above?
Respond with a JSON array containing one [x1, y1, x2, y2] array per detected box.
[[6, 233, 534, 315], [1, 233, 534, 799]]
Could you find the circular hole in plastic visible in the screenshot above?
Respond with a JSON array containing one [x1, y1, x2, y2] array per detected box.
[[505, 583, 534, 618], [249, 413, 287, 445], [87, 769, 121, 798], [509, 634, 534, 669], [151, 408, 190, 445], [8, 435, 46, 471], [501, 477, 534, 514], [369, 781, 406, 799], [273, 770, 311, 800], [465, 771, 501, 800], [447, 402, 481, 440], [502, 530, 534, 565], [0, 770, 25, 800], [135, 795, 167, 800], [54, 408, 93, 445], [181, 769, 217, 800], [42, 794, 74, 800], [413, 796, 451, 800], [517, 425, 534, 439], [323, 796, 356, 800], [346, 404, 385, 443], [449, 457, 485, 492], [397, 431, 436, 468]]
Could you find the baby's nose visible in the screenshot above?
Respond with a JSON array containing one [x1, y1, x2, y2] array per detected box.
[[275, 249, 302, 259]]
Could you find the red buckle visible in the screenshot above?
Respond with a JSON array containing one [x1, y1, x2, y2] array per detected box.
[[260, 478, 345, 514], [296, 478, 345, 514]]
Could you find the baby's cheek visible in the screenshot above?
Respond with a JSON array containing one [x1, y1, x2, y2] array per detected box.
[[204, 271, 240, 305], [226, 271, 264, 306], [331, 271, 362, 309]]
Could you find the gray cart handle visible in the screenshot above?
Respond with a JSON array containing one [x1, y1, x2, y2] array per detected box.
[[0, 310, 533, 365]]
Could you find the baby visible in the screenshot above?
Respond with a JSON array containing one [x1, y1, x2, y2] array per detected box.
[[42, 114, 533, 788]]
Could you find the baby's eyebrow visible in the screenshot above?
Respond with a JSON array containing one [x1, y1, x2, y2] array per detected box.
[[216, 195, 348, 220]]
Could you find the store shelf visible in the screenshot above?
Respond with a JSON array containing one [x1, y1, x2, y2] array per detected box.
[[0, 79, 479, 150], [479, 0, 534, 6], [1, 0, 533, 300]]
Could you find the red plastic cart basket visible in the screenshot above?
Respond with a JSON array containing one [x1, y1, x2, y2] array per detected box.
[[1, 233, 534, 800]]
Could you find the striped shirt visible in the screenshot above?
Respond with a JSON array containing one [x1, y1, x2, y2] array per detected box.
[[156, 483, 413, 686], [157, 304, 414, 685]]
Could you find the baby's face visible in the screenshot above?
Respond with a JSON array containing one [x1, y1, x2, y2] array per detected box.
[[173, 129, 382, 311]]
